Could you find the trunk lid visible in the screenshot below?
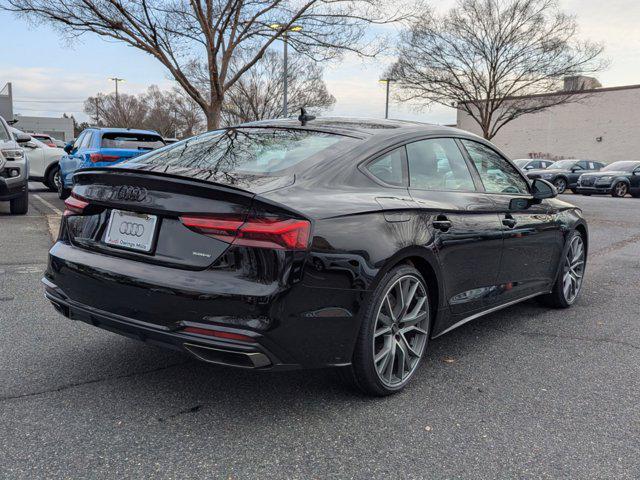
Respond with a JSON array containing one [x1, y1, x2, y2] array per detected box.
[[66, 169, 264, 269]]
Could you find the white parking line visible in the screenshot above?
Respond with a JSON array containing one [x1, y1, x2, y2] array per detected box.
[[33, 194, 63, 216]]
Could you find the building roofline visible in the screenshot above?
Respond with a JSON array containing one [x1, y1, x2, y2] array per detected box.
[[459, 83, 640, 105]]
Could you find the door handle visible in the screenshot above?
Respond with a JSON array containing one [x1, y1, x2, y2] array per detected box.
[[432, 215, 452, 231], [502, 215, 517, 228]]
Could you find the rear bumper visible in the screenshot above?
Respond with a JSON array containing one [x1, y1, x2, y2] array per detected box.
[[43, 277, 278, 369], [44, 241, 365, 369]]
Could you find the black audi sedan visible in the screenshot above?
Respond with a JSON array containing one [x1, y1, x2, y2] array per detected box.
[[526, 159, 605, 194], [576, 160, 640, 197], [43, 118, 588, 395]]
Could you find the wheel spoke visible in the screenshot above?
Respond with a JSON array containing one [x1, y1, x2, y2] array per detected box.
[[375, 326, 392, 338], [399, 333, 420, 357]]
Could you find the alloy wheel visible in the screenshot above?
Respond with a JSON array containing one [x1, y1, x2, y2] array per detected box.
[[614, 182, 628, 197], [53, 168, 62, 190], [562, 235, 585, 304], [554, 178, 567, 194], [373, 275, 429, 387]]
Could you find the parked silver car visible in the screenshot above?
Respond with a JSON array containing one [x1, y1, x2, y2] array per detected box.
[[0, 116, 30, 214]]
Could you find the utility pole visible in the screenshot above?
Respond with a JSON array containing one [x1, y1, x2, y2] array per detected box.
[[93, 98, 100, 125], [379, 79, 395, 119], [109, 77, 125, 105]]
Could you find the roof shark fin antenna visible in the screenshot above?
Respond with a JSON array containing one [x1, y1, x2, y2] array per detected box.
[[298, 108, 316, 126]]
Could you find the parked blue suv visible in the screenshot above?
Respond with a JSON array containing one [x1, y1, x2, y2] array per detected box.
[[58, 127, 166, 199]]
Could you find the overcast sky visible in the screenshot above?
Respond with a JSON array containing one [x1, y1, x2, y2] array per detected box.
[[1, 0, 639, 125]]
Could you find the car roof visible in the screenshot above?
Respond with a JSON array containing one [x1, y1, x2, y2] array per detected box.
[[86, 127, 161, 135], [241, 116, 479, 140]]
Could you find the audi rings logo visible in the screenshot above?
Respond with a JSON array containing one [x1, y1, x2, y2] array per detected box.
[[116, 185, 147, 202], [119, 222, 145, 237]]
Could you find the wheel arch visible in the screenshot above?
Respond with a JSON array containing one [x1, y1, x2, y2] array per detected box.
[[44, 160, 59, 179], [372, 246, 445, 324]]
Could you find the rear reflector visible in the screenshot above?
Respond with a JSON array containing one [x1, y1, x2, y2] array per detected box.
[[183, 326, 256, 343], [90, 153, 121, 163], [63, 193, 89, 216], [179, 214, 311, 250]]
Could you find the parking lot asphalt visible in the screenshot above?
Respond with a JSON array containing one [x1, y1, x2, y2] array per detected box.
[[1, 185, 639, 479]]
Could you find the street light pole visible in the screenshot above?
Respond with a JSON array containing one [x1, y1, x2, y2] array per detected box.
[[283, 33, 288, 118], [379, 79, 395, 119], [109, 77, 125, 105], [269, 24, 302, 118]]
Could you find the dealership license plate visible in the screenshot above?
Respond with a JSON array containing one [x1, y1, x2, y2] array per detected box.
[[105, 209, 158, 252]]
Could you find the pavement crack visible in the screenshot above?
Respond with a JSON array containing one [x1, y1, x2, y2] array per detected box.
[[591, 232, 640, 257], [485, 326, 640, 351], [0, 361, 189, 402]]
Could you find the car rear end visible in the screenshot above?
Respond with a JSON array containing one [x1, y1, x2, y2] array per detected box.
[[89, 130, 166, 167], [43, 127, 362, 370]]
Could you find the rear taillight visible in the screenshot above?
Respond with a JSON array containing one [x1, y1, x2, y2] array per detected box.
[[63, 193, 89, 216], [90, 153, 121, 163], [179, 214, 311, 250]]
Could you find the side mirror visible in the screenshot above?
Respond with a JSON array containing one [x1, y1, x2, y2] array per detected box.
[[64, 143, 73, 154], [25, 141, 38, 149], [15, 133, 32, 144], [532, 178, 557, 199], [509, 179, 557, 210], [525, 165, 534, 170]]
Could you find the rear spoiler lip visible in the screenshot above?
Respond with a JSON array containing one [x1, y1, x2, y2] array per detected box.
[[72, 167, 310, 221], [73, 167, 257, 197]]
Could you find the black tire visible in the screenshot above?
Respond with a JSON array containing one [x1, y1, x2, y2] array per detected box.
[[553, 177, 567, 194], [570, 189, 578, 194], [10, 189, 28, 215], [611, 181, 628, 198], [338, 264, 431, 396], [538, 230, 586, 309], [45, 164, 60, 192], [57, 178, 70, 200]]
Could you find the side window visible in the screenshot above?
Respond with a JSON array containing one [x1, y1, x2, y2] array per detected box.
[[461, 140, 529, 195], [80, 132, 93, 149], [575, 161, 587, 170], [71, 132, 86, 152], [365, 148, 405, 186], [530, 161, 541, 169], [407, 138, 475, 191]]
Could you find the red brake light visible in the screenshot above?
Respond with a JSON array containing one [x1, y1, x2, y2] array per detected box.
[[179, 214, 311, 250], [183, 326, 256, 343], [63, 193, 89, 216], [90, 153, 121, 163]]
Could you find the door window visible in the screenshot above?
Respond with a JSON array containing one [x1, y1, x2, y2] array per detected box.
[[71, 132, 86, 153], [407, 138, 475, 191], [365, 148, 405, 186], [461, 140, 529, 194], [80, 132, 93, 149]]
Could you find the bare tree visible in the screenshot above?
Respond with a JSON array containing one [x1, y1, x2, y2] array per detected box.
[[389, 0, 606, 139], [83, 86, 204, 138], [222, 50, 335, 124], [84, 92, 147, 129], [5, 0, 418, 130]]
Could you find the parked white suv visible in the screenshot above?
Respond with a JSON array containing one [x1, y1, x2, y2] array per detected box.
[[10, 127, 65, 191], [0, 116, 30, 214]]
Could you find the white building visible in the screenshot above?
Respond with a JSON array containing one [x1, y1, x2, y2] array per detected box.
[[0, 82, 75, 141], [456, 79, 640, 163]]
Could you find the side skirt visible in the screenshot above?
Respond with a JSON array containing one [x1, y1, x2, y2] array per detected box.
[[431, 291, 549, 339]]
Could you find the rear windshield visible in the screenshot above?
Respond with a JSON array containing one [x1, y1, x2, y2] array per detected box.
[[130, 128, 349, 174], [101, 132, 165, 150]]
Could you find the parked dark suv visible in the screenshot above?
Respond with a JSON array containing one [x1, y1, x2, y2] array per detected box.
[[576, 161, 640, 197], [526, 159, 605, 193]]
